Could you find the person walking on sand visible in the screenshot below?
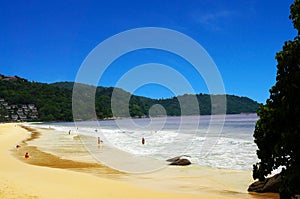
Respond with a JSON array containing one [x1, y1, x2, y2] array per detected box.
[[25, 152, 30, 159], [98, 137, 102, 145]]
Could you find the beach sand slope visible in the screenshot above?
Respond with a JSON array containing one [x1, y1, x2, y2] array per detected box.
[[0, 123, 243, 199]]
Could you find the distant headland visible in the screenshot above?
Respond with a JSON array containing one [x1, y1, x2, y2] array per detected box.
[[0, 74, 260, 122]]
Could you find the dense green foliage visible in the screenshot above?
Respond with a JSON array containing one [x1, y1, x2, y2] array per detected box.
[[253, 1, 300, 198], [0, 78, 260, 122], [53, 81, 259, 118], [0, 78, 72, 121]]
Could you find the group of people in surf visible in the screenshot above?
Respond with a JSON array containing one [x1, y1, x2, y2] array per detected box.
[[17, 129, 146, 160]]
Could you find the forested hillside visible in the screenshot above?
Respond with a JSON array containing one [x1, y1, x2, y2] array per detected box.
[[0, 75, 260, 122]]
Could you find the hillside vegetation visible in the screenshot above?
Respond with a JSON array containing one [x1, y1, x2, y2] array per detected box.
[[0, 75, 260, 121]]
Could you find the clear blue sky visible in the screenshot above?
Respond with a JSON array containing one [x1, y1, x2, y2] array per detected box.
[[0, 0, 297, 103]]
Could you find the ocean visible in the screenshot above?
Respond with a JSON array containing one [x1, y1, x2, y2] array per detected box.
[[28, 114, 259, 173]]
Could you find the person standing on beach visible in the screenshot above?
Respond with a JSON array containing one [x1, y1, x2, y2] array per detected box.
[[142, 137, 145, 145], [25, 152, 29, 159], [98, 137, 101, 145]]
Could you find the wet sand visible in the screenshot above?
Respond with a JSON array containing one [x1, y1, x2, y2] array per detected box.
[[0, 123, 279, 198]]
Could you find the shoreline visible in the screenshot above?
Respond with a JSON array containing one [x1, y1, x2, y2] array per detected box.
[[0, 123, 279, 198], [12, 125, 124, 179]]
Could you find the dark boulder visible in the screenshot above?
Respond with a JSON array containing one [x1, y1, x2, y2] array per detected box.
[[248, 174, 281, 193], [166, 155, 191, 162], [166, 156, 181, 162], [167, 156, 191, 166]]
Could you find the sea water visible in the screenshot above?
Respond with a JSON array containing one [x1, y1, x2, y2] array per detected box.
[[29, 114, 259, 171]]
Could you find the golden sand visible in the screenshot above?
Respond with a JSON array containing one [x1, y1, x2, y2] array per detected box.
[[0, 123, 278, 199]]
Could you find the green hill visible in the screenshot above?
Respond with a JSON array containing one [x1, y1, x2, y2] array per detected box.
[[0, 77, 72, 122], [0, 75, 260, 122]]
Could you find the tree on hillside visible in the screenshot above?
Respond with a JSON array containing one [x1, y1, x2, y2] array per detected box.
[[252, 0, 300, 198]]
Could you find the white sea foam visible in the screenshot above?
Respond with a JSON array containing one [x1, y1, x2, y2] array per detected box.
[[29, 114, 261, 171]]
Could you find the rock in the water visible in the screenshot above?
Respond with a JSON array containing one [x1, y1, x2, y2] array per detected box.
[[248, 174, 281, 193], [166, 156, 181, 162], [169, 158, 191, 166], [166, 155, 191, 162]]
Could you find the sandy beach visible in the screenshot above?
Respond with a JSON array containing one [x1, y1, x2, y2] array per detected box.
[[0, 123, 278, 199]]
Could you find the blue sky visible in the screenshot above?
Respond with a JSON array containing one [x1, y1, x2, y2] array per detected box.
[[0, 0, 297, 103]]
